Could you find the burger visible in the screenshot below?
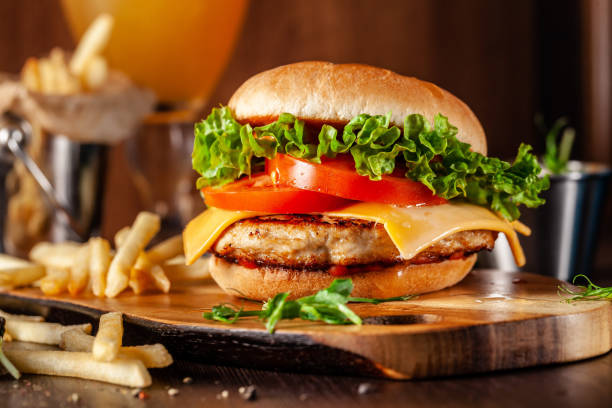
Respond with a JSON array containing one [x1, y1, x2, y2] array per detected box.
[[183, 61, 547, 300]]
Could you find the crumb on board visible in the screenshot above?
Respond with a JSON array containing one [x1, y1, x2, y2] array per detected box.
[[357, 382, 376, 395], [238, 385, 257, 401]]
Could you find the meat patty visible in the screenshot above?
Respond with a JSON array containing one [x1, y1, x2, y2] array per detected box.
[[212, 214, 497, 269]]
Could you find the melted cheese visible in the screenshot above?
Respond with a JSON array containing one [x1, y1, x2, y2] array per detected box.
[[183, 203, 526, 266], [183, 207, 264, 266]]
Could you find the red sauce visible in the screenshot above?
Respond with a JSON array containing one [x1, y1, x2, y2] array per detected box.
[[449, 251, 465, 260], [238, 259, 259, 269], [328, 265, 349, 276], [325, 250, 472, 276]]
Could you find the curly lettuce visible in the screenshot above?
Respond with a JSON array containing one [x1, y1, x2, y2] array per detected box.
[[193, 106, 549, 220]]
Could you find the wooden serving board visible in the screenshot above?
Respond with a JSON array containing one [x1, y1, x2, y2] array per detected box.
[[0, 270, 610, 379]]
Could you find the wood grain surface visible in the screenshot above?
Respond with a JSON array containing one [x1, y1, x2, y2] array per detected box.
[[0, 352, 611, 408], [0, 351, 609, 408], [0, 269, 610, 379]]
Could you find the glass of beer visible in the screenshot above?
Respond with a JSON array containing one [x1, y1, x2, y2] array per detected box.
[[61, 0, 249, 237], [62, 0, 249, 108]]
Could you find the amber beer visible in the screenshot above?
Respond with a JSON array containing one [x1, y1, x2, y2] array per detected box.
[[61, 0, 249, 105]]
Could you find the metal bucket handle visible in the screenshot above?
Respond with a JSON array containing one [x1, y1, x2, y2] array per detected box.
[[0, 113, 86, 240]]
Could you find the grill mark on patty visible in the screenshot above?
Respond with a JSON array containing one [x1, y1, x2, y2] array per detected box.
[[212, 214, 498, 269], [239, 214, 377, 228]]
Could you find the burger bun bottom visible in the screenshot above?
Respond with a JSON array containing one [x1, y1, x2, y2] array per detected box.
[[209, 254, 477, 300]]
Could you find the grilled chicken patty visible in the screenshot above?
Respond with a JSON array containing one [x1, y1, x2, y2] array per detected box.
[[212, 214, 497, 270]]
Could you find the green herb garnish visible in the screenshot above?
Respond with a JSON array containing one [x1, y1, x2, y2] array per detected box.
[[537, 115, 576, 174], [558, 274, 612, 302], [203, 278, 415, 333], [193, 107, 548, 221], [0, 321, 20, 381]]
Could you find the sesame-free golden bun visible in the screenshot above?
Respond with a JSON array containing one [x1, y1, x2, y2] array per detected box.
[[228, 61, 486, 154], [209, 254, 477, 300]]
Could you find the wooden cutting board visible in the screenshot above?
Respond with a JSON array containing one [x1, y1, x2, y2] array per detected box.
[[0, 269, 610, 379]]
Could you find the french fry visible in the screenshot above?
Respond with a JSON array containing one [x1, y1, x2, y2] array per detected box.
[[146, 235, 183, 265], [93, 312, 123, 362], [114, 226, 130, 248], [105, 212, 160, 298], [131, 254, 171, 294], [0, 254, 32, 269], [21, 57, 41, 92], [37, 58, 58, 93], [5, 320, 91, 345], [82, 55, 108, 91], [118, 344, 173, 368], [0, 265, 45, 288], [70, 13, 114, 77], [149, 265, 171, 293], [29, 242, 81, 270], [0, 254, 45, 288], [59, 328, 93, 352], [60, 329, 173, 368], [0, 310, 44, 322], [49, 47, 80, 94], [128, 268, 149, 295], [4, 341, 58, 351], [163, 256, 211, 281], [68, 244, 90, 296], [4, 349, 151, 388], [117, 228, 157, 295], [89, 237, 111, 297], [39, 268, 70, 296]]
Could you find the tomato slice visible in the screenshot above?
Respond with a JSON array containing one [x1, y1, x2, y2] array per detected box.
[[267, 154, 446, 207], [201, 174, 354, 213]]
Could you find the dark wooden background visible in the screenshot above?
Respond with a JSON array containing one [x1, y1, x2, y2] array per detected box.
[[0, 0, 611, 268]]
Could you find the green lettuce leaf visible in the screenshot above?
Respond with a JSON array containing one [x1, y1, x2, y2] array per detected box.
[[193, 106, 549, 220]]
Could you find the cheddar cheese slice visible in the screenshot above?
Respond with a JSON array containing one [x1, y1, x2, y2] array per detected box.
[[183, 202, 525, 266]]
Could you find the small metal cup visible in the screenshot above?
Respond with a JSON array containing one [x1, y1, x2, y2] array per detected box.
[[38, 134, 107, 242], [479, 161, 611, 281], [0, 114, 107, 256]]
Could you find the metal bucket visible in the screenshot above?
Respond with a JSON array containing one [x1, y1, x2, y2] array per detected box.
[[479, 161, 611, 281], [0, 113, 107, 256]]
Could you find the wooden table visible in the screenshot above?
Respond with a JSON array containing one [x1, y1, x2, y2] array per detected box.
[[1, 349, 610, 407], [3, 270, 611, 406]]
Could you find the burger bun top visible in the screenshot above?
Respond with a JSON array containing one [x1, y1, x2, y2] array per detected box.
[[228, 61, 486, 154]]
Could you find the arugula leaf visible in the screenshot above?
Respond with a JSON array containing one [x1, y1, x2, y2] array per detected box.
[[263, 292, 291, 333], [193, 107, 549, 220], [202, 278, 414, 333], [558, 275, 612, 302]]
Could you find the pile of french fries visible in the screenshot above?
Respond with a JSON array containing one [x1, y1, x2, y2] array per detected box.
[[1, 310, 172, 387], [24, 211, 210, 298], [21, 13, 114, 94]]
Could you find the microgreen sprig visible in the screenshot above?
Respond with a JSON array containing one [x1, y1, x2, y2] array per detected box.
[[0, 318, 20, 379], [558, 274, 612, 303], [203, 278, 416, 333]]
